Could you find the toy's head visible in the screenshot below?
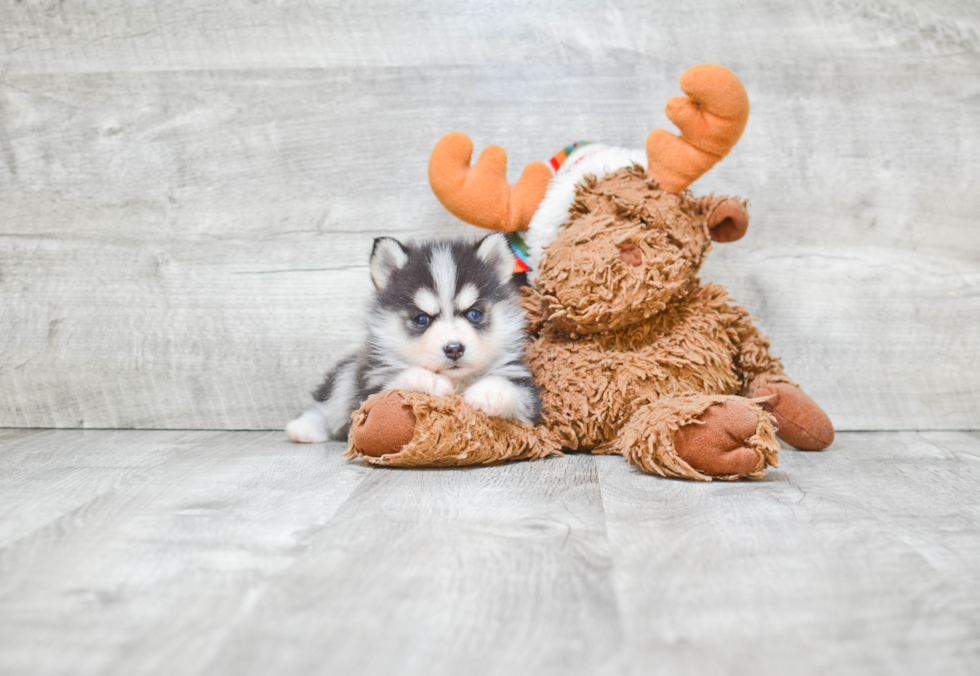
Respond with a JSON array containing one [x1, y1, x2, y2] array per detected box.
[[427, 64, 751, 336], [527, 168, 749, 335]]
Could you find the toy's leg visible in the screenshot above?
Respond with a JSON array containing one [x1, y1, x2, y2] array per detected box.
[[750, 382, 834, 451], [599, 395, 779, 481], [732, 311, 834, 451], [345, 390, 561, 467]]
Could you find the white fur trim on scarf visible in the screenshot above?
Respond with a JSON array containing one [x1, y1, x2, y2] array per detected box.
[[524, 145, 647, 281]]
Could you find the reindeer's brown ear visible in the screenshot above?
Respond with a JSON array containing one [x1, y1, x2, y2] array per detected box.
[[707, 199, 749, 242]]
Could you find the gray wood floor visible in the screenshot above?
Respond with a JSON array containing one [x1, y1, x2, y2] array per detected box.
[[1, 429, 978, 675]]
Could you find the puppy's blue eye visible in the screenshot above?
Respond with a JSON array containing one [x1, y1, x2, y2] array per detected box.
[[412, 313, 431, 328], [466, 308, 483, 323]]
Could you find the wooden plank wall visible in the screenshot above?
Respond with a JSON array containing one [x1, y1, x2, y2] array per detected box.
[[1, 0, 978, 431]]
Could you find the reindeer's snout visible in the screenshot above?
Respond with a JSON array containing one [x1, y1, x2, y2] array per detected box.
[[620, 243, 643, 267]]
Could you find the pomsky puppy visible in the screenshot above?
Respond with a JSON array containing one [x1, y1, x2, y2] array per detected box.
[[286, 233, 541, 443]]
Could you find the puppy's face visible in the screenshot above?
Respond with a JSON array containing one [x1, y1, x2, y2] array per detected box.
[[369, 234, 520, 382]]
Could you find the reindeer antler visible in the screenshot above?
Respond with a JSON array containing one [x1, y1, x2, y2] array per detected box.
[[646, 64, 750, 193], [428, 132, 553, 232]]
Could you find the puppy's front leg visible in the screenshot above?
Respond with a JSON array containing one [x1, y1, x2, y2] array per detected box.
[[286, 407, 330, 443], [390, 367, 455, 397], [463, 376, 528, 421]]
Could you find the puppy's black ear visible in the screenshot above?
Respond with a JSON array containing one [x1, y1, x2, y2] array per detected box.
[[370, 237, 409, 289], [475, 232, 514, 282]]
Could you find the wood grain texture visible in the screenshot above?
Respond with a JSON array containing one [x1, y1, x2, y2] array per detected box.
[[597, 431, 980, 675], [1, 430, 979, 675], [0, 432, 372, 676], [1, 1, 978, 429], [0, 429, 213, 547], [204, 454, 623, 676], [2, 1, 978, 74]]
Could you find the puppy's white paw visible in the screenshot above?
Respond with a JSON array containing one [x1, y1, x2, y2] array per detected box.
[[286, 412, 329, 443], [392, 367, 455, 398], [464, 378, 519, 419]]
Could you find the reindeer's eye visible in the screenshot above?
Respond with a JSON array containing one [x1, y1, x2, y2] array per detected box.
[[411, 313, 431, 328], [466, 308, 483, 323]]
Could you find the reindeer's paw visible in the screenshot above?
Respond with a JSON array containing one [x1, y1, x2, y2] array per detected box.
[[674, 399, 772, 477], [756, 382, 834, 451], [349, 391, 418, 458]]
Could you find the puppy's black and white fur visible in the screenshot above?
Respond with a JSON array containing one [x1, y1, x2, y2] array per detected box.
[[286, 233, 541, 443]]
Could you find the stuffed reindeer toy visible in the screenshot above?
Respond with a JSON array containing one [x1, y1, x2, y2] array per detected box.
[[346, 64, 834, 480]]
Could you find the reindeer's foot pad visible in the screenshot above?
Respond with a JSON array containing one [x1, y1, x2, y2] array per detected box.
[[675, 400, 777, 478], [609, 395, 779, 481], [348, 391, 417, 458], [755, 382, 835, 451], [345, 390, 561, 468]]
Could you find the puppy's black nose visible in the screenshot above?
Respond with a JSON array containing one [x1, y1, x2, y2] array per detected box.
[[443, 343, 465, 361]]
